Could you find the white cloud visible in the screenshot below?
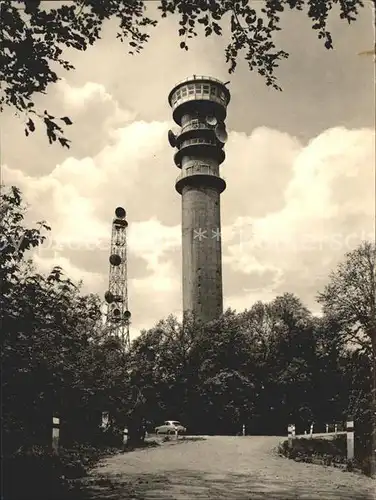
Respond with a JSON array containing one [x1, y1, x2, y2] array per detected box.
[[128, 219, 180, 268], [58, 79, 136, 125], [221, 126, 374, 313], [133, 261, 180, 294], [33, 252, 106, 292], [60, 80, 112, 106]]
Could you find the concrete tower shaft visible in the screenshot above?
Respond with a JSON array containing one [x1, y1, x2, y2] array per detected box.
[[168, 76, 230, 324]]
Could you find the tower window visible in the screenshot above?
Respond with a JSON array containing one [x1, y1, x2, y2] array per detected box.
[[182, 88, 187, 97], [210, 86, 217, 96], [203, 85, 209, 94]]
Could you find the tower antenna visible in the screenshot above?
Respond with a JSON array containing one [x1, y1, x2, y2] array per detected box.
[[104, 207, 131, 348]]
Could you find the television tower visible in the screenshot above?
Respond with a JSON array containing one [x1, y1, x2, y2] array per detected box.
[[104, 207, 131, 348], [168, 76, 231, 323]]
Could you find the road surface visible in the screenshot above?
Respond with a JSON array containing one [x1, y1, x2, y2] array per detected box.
[[83, 436, 375, 499]]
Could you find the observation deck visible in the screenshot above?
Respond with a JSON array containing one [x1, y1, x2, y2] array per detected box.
[[167, 75, 231, 192], [168, 75, 231, 125]]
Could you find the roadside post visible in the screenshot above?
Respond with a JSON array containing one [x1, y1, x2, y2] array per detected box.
[[288, 424, 295, 449], [52, 416, 60, 454], [346, 419, 354, 461]]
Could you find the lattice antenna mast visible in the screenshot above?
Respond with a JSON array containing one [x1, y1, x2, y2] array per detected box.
[[104, 207, 131, 348]]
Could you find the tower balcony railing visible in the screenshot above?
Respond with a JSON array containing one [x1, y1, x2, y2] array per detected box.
[[174, 138, 225, 168], [175, 166, 226, 194], [180, 119, 210, 135], [173, 93, 226, 111], [172, 75, 227, 88], [175, 164, 224, 183], [169, 76, 230, 107], [176, 171, 226, 184], [179, 137, 217, 148]]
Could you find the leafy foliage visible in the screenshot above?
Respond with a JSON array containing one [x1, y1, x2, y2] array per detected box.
[[1, 185, 137, 457], [0, 0, 365, 145], [127, 293, 362, 437], [317, 242, 376, 350], [3, 443, 120, 500], [317, 241, 376, 475], [0, 0, 157, 146], [278, 435, 347, 465]]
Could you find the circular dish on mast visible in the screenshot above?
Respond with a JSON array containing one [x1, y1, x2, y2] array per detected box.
[[124, 310, 131, 320], [205, 115, 217, 127], [214, 122, 228, 143], [112, 307, 121, 317], [104, 291, 114, 304], [109, 254, 121, 266], [115, 207, 126, 219], [168, 129, 177, 147]]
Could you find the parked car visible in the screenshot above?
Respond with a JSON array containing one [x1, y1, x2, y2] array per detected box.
[[155, 420, 186, 435]]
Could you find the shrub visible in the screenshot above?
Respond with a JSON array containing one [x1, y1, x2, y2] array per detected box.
[[278, 437, 346, 462], [3, 444, 120, 500], [279, 436, 372, 476]]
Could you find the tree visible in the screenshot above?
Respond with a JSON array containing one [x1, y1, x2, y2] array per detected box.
[[128, 314, 197, 431], [317, 241, 376, 475], [191, 309, 257, 434], [0, 185, 50, 279], [311, 316, 348, 424], [317, 242, 375, 352], [1, 0, 364, 146], [235, 295, 317, 432]]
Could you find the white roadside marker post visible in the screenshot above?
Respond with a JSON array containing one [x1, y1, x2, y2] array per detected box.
[[288, 424, 295, 449], [346, 419, 354, 461], [102, 411, 109, 429], [123, 427, 128, 448], [52, 416, 60, 454]]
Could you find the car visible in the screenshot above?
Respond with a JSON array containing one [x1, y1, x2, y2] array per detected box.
[[155, 420, 186, 435]]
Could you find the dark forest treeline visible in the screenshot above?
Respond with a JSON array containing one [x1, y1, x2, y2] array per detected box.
[[129, 302, 371, 442], [1, 185, 374, 472]]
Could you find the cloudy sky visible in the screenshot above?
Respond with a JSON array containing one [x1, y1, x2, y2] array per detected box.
[[2, 2, 375, 338]]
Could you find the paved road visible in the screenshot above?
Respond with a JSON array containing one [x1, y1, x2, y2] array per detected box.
[[84, 436, 375, 499]]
